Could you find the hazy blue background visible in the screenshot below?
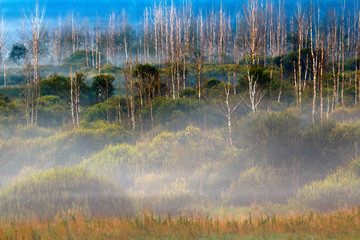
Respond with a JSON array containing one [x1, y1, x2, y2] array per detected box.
[[0, 0, 352, 25]]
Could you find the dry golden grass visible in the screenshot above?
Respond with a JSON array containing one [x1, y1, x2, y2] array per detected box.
[[0, 207, 360, 239]]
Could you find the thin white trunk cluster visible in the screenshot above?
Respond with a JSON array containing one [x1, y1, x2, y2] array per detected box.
[[10, 0, 360, 128], [22, 3, 45, 126]]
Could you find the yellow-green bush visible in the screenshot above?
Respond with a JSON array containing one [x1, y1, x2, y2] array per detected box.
[[330, 106, 360, 122], [144, 125, 224, 172], [0, 124, 135, 187], [223, 166, 290, 206], [130, 172, 194, 214], [190, 147, 251, 202], [14, 125, 55, 139], [0, 166, 132, 220], [82, 144, 142, 186], [292, 158, 360, 212]]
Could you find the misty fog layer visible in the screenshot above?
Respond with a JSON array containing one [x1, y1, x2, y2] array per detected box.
[[1, 0, 360, 222]]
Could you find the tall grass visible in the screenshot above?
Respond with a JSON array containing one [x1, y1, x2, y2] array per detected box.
[[0, 208, 360, 239]]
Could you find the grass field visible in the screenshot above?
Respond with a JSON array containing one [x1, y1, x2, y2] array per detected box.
[[1, 207, 360, 239]]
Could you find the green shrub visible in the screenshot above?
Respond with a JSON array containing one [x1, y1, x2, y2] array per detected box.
[[37, 95, 69, 128], [329, 123, 360, 166], [50, 123, 135, 165], [101, 64, 122, 75], [235, 111, 302, 168], [40, 74, 69, 98], [179, 87, 196, 98], [190, 148, 251, 202], [144, 125, 223, 172], [0, 166, 132, 220], [223, 166, 290, 206], [0, 94, 19, 118], [14, 125, 54, 139], [64, 50, 106, 67], [83, 96, 128, 123], [84, 103, 107, 122], [330, 106, 360, 122], [0, 122, 135, 178], [292, 158, 360, 212], [82, 144, 142, 187], [130, 172, 194, 214]]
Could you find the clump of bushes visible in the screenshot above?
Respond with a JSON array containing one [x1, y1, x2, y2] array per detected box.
[[330, 106, 360, 122], [0, 166, 133, 220], [49, 122, 135, 165], [0, 122, 135, 184], [292, 158, 360, 212], [82, 144, 141, 187], [130, 172, 194, 214], [223, 166, 290, 206], [14, 125, 55, 139]]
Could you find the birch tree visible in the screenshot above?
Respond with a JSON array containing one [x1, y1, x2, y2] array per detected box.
[[243, 64, 266, 112], [243, 0, 264, 65], [217, 82, 243, 146], [25, 2, 46, 125], [0, 14, 7, 87]]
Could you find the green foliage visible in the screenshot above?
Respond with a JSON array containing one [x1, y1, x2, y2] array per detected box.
[[49, 122, 134, 165], [279, 48, 312, 75], [133, 64, 158, 79], [235, 111, 302, 168], [130, 173, 194, 214], [301, 121, 338, 174], [14, 125, 54, 139], [224, 166, 289, 205], [40, 74, 69, 98], [328, 123, 360, 165], [330, 106, 360, 122], [143, 125, 223, 172], [84, 96, 127, 123], [191, 147, 251, 202], [100, 64, 122, 75], [292, 158, 360, 212], [237, 65, 272, 92], [179, 87, 196, 98], [0, 166, 132, 219], [37, 95, 69, 128], [0, 93, 19, 118], [0, 122, 135, 180], [92, 74, 115, 103], [40, 73, 91, 107], [142, 97, 223, 132], [64, 50, 105, 68], [84, 103, 106, 122], [82, 144, 141, 187], [202, 78, 221, 89], [236, 111, 360, 176], [344, 58, 360, 71], [9, 43, 27, 65]]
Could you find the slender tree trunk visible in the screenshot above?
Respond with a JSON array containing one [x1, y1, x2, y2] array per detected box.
[[278, 56, 283, 103], [310, 9, 317, 123], [150, 88, 154, 130], [320, 39, 324, 120], [70, 65, 75, 129]]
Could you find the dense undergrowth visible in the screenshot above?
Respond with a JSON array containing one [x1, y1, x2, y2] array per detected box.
[[1, 111, 360, 220]]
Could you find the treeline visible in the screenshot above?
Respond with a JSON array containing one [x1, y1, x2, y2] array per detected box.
[[1, 0, 360, 126]]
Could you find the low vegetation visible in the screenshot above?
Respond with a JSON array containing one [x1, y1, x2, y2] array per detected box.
[[1, 208, 360, 239]]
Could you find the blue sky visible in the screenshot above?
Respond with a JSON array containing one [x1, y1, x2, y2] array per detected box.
[[0, 0, 352, 25]]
